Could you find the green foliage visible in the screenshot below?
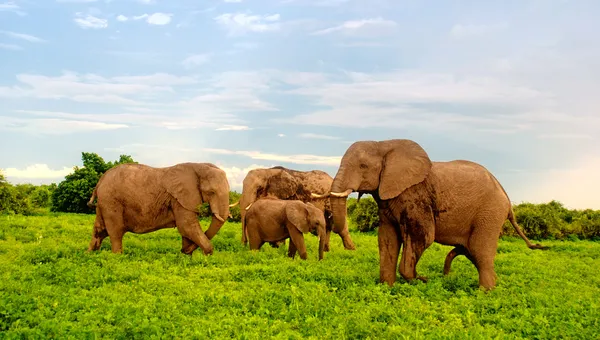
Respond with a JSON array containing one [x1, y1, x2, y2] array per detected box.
[[347, 196, 379, 233], [0, 171, 54, 215], [50, 152, 137, 214], [0, 213, 599, 338], [503, 200, 600, 241]]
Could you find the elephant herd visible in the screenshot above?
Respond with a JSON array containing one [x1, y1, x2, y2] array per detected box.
[[86, 138, 547, 290]]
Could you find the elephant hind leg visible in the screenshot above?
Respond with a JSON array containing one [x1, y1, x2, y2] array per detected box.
[[467, 222, 501, 290], [443, 246, 476, 275], [87, 208, 108, 252], [101, 206, 127, 254]]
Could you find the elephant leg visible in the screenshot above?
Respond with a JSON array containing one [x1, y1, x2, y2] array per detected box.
[[323, 229, 331, 252], [87, 209, 108, 252], [181, 237, 198, 255], [378, 214, 402, 286], [398, 207, 435, 283], [173, 204, 213, 256], [443, 246, 475, 275], [287, 238, 298, 259], [101, 207, 126, 254], [287, 226, 308, 260], [468, 226, 500, 290]]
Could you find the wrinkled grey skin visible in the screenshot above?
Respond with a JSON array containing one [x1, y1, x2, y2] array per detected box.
[[236, 166, 355, 252], [326, 139, 546, 290], [244, 198, 326, 260], [86, 162, 231, 255]]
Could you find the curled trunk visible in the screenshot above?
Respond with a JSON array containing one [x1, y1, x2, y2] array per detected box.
[[204, 197, 229, 240]]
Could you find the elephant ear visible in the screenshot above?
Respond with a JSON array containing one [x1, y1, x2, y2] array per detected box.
[[378, 139, 432, 200], [286, 201, 310, 234], [161, 163, 202, 212]]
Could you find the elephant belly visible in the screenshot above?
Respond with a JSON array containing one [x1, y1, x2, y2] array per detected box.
[[433, 212, 476, 247], [124, 201, 176, 234]]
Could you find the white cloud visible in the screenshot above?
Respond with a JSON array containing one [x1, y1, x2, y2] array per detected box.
[[0, 71, 197, 104], [311, 17, 397, 36], [182, 54, 211, 69], [214, 12, 281, 35], [56, 0, 98, 2], [450, 23, 508, 39], [116, 14, 128, 21], [203, 148, 342, 166], [0, 30, 46, 43], [2, 164, 74, 180], [147, 12, 172, 25], [278, 133, 286, 137], [0, 43, 22, 50], [74, 12, 108, 29], [223, 0, 242, 2], [215, 125, 251, 131], [137, 0, 155, 3], [0, 116, 128, 135], [217, 164, 267, 191], [299, 133, 340, 140], [0, 1, 26, 15], [513, 157, 600, 210]]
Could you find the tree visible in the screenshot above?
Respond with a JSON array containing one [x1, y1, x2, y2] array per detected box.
[[51, 152, 137, 214]]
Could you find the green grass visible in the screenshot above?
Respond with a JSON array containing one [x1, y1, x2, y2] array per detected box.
[[1, 213, 599, 339]]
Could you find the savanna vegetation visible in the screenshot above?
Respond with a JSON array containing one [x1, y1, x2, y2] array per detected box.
[[1, 153, 599, 338]]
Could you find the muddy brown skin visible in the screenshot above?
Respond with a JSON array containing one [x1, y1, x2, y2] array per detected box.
[[86, 162, 231, 255], [328, 139, 546, 290], [238, 166, 355, 252], [244, 198, 326, 260]]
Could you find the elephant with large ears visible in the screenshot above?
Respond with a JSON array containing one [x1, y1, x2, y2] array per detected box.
[[326, 139, 547, 290], [244, 198, 326, 260], [86, 162, 234, 255], [236, 166, 355, 252]]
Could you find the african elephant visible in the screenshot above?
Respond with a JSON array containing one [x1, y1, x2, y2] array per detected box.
[[244, 198, 326, 260], [237, 166, 355, 252], [86, 162, 234, 255], [325, 139, 546, 290]]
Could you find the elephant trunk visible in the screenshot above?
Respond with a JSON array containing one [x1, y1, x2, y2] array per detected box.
[[204, 196, 229, 240], [330, 173, 351, 236]]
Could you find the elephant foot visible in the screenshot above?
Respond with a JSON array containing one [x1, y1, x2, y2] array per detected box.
[[416, 276, 428, 283]]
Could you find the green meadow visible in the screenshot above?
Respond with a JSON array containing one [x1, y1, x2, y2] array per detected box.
[[1, 212, 599, 339]]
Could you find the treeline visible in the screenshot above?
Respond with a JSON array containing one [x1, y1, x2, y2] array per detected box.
[[347, 196, 600, 240]]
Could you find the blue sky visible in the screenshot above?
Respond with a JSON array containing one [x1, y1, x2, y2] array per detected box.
[[1, 0, 599, 209]]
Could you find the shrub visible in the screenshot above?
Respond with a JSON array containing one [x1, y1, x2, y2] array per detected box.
[[51, 153, 136, 214], [348, 195, 380, 233]]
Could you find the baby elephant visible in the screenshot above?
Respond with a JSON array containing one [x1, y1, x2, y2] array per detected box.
[[244, 199, 326, 260]]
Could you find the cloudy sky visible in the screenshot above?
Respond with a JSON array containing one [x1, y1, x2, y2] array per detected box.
[[1, 0, 599, 209]]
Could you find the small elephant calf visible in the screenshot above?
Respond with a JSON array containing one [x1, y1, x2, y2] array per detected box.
[[243, 198, 326, 260]]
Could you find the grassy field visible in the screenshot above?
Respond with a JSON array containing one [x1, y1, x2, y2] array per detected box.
[[1, 213, 599, 339]]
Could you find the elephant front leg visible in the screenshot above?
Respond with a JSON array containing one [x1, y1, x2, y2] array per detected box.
[[378, 213, 401, 286], [287, 238, 298, 259], [173, 204, 213, 256], [181, 237, 198, 255], [398, 208, 435, 283], [287, 226, 308, 260]]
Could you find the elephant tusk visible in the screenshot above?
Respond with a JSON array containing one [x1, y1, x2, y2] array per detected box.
[[357, 192, 364, 203], [228, 213, 233, 219], [330, 189, 353, 197], [214, 214, 225, 222], [311, 192, 330, 199], [245, 203, 253, 211], [229, 201, 239, 208]]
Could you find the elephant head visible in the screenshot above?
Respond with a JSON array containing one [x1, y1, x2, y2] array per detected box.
[[162, 163, 231, 239], [239, 168, 307, 239], [329, 139, 433, 234], [286, 201, 327, 260]]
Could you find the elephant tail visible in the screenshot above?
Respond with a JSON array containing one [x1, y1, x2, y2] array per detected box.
[[87, 186, 98, 208], [507, 208, 549, 250]]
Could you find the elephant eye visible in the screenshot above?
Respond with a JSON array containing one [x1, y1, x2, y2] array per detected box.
[[360, 163, 368, 169]]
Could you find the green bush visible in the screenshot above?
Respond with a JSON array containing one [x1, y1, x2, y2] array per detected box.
[[347, 196, 380, 233], [50, 153, 136, 214]]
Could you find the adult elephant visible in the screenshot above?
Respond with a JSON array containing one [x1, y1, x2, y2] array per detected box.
[[86, 162, 233, 255], [237, 166, 355, 252], [326, 139, 546, 290]]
